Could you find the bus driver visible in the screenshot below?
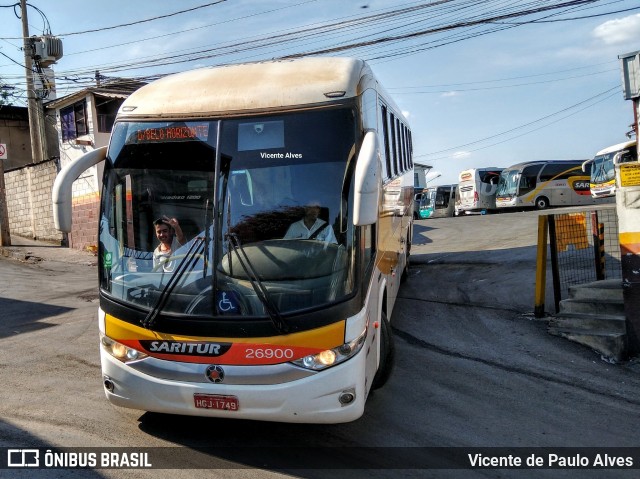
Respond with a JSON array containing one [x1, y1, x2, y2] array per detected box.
[[284, 202, 338, 244], [153, 216, 186, 271]]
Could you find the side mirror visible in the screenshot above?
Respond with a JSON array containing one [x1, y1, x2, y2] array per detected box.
[[353, 131, 380, 226], [52, 147, 107, 232]]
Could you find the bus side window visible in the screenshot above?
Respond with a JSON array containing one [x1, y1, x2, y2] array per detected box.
[[362, 224, 374, 268], [519, 165, 541, 194], [620, 148, 635, 164]]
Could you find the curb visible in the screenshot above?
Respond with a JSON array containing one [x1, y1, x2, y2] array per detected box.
[[0, 245, 42, 263]]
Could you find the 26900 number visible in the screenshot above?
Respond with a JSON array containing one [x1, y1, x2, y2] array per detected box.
[[245, 348, 294, 360]]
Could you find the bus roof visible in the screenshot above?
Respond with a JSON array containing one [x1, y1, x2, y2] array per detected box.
[[501, 159, 587, 171], [460, 167, 503, 171], [594, 140, 636, 156], [118, 57, 385, 119], [459, 167, 503, 175]]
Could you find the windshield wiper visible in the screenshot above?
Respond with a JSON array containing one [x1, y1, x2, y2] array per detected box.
[[595, 162, 607, 182], [225, 232, 290, 334], [141, 237, 205, 329]]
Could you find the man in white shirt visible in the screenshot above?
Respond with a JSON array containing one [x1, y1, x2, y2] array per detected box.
[[153, 216, 186, 271], [284, 202, 337, 244]]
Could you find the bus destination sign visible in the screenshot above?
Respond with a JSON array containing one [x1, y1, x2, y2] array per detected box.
[[136, 123, 209, 143]]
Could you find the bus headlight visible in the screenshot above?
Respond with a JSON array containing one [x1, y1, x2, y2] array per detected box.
[[292, 329, 366, 371], [100, 333, 148, 363]]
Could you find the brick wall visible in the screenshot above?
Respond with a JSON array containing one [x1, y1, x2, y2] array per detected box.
[[4, 159, 100, 250], [67, 167, 100, 252], [69, 191, 99, 251], [5, 160, 63, 243]]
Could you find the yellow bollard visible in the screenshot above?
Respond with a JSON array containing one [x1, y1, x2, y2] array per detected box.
[[534, 215, 548, 318]]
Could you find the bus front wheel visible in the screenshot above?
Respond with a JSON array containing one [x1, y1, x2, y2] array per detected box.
[[535, 196, 549, 210], [371, 311, 395, 390]]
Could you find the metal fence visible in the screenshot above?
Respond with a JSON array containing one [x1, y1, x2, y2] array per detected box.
[[546, 206, 621, 312]]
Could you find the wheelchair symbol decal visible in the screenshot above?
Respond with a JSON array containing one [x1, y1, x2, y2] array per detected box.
[[217, 291, 239, 313]]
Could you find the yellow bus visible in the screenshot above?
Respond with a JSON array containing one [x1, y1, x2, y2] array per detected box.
[[52, 57, 414, 423]]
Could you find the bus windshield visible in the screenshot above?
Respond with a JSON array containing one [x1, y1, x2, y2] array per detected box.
[[591, 154, 616, 184], [496, 170, 520, 197], [591, 145, 636, 185], [100, 108, 357, 320]]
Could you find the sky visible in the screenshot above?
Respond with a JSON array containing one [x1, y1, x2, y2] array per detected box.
[[1, 0, 639, 185]]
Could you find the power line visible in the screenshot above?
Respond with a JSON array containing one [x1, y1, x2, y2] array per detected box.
[[0, 1, 632, 99], [65, 0, 319, 57], [0, 50, 26, 69], [58, 0, 227, 37], [389, 68, 618, 94], [497, 4, 640, 23], [0, 1, 228, 40], [415, 85, 622, 160], [281, 0, 604, 59], [389, 60, 619, 89], [43, 0, 611, 78]]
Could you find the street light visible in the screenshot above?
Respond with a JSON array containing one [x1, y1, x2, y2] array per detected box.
[[426, 173, 441, 185]]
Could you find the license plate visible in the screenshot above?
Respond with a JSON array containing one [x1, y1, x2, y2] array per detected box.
[[194, 394, 239, 411]]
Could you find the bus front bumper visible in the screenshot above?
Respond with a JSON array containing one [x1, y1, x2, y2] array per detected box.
[[100, 346, 368, 424], [495, 197, 517, 208]]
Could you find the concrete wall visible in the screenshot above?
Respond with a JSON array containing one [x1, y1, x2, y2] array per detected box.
[[0, 107, 32, 171], [5, 159, 63, 243]]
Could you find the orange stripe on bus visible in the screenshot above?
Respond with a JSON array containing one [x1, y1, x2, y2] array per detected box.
[[105, 314, 345, 349], [620, 232, 640, 255]]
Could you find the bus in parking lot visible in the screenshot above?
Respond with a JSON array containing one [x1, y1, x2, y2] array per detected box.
[[581, 140, 637, 198], [52, 57, 413, 424], [421, 184, 456, 218], [495, 159, 607, 210], [455, 167, 503, 215]]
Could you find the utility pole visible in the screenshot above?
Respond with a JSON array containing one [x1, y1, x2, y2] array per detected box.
[[0, 154, 11, 246], [21, 0, 44, 164]]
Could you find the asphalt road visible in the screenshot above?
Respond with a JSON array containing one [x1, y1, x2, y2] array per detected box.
[[0, 211, 639, 478]]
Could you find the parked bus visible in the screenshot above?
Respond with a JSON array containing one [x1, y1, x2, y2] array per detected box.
[[413, 191, 430, 219], [581, 140, 637, 198], [52, 57, 413, 424], [420, 184, 456, 218], [495, 159, 604, 210], [455, 167, 503, 215]]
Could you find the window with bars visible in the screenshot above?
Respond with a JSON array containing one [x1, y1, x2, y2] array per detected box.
[[60, 100, 88, 141]]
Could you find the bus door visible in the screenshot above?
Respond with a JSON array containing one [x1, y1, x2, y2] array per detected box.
[[520, 164, 543, 205]]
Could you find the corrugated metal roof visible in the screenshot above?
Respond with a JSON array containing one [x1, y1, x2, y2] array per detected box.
[[45, 80, 146, 109]]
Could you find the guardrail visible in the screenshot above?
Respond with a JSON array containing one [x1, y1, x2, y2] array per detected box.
[[534, 205, 620, 316]]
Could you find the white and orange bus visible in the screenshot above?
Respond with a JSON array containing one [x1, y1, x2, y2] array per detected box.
[[582, 140, 637, 198], [52, 57, 414, 423], [495, 159, 606, 210], [455, 167, 503, 215]]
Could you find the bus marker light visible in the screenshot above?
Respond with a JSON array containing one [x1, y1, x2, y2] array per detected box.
[[324, 90, 346, 98], [339, 390, 355, 405], [373, 321, 379, 329], [103, 376, 115, 392]]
